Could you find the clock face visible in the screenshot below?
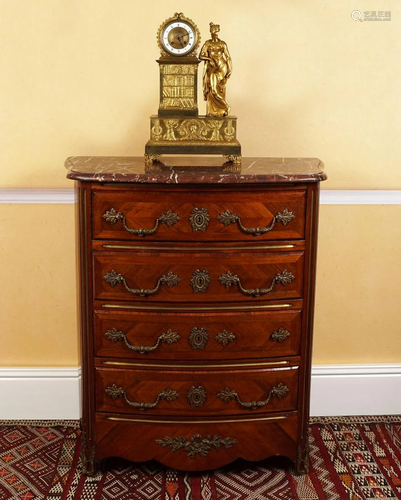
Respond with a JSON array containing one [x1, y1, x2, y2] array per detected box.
[[161, 20, 197, 56]]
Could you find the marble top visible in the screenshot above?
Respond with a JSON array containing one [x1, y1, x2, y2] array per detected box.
[[65, 156, 326, 184]]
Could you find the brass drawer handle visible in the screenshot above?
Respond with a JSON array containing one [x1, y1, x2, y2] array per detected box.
[[218, 269, 295, 297], [103, 208, 181, 236], [217, 383, 290, 410], [104, 328, 180, 354], [217, 208, 295, 236], [105, 384, 179, 410], [103, 270, 181, 297], [156, 434, 238, 458]]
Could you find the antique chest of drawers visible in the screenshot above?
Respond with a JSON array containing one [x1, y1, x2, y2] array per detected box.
[[65, 156, 326, 475]]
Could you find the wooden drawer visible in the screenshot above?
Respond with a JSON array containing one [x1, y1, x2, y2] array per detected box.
[[93, 249, 304, 303], [95, 365, 299, 416], [94, 307, 302, 360], [92, 188, 306, 242], [95, 412, 299, 471]]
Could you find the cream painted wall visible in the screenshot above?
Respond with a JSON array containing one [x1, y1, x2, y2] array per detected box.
[[0, 205, 78, 366], [0, 1, 400, 189], [0, 1, 400, 367], [1, 204, 400, 366], [314, 205, 401, 364]]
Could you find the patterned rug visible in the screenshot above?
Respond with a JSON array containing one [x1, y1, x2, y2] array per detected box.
[[0, 417, 401, 499]]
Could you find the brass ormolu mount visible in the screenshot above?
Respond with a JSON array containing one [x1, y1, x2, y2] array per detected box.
[[145, 15, 241, 165], [143, 155, 242, 173], [144, 114, 241, 165]]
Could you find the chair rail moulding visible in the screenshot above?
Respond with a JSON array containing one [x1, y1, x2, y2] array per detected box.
[[0, 189, 75, 204], [1, 189, 401, 205]]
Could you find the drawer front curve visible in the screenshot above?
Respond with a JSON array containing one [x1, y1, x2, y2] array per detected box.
[[95, 412, 299, 471], [93, 188, 306, 242], [94, 308, 302, 360], [93, 250, 304, 303], [95, 365, 299, 417]]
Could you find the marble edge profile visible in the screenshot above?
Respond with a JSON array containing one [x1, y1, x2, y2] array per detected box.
[[64, 157, 327, 184]]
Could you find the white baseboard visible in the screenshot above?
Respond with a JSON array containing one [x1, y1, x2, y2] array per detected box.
[[310, 364, 401, 416], [0, 189, 401, 205], [0, 368, 81, 420], [0, 365, 400, 420]]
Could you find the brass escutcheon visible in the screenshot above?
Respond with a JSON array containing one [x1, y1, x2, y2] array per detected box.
[[189, 207, 210, 232], [188, 327, 209, 350], [190, 269, 210, 293], [187, 386, 207, 408]]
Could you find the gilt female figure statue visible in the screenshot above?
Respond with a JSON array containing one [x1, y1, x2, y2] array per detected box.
[[199, 23, 232, 117]]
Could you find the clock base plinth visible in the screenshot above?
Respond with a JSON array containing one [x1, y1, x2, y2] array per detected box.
[[145, 115, 241, 163]]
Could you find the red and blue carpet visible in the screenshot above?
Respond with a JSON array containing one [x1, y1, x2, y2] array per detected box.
[[0, 416, 400, 499]]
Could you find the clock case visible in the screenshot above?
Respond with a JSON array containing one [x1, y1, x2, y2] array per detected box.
[[145, 16, 241, 161]]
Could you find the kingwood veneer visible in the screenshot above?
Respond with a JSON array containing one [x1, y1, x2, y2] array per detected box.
[[66, 156, 326, 475]]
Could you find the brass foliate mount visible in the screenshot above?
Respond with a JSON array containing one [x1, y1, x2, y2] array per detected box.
[[155, 434, 238, 458], [270, 327, 291, 343], [296, 441, 310, 475], [81, 430, 96, 476], [215, 329, 236, 346]]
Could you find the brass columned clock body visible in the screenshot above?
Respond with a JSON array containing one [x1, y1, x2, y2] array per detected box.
[[145, 13, 241, 164]]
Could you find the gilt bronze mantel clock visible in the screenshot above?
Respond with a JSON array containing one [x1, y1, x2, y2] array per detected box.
[[145, 13, 241, 164]]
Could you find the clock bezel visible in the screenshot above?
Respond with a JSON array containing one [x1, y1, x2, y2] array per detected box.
[[157, 13, 201, 58]]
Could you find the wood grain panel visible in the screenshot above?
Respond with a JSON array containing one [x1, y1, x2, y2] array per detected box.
[[92, 188, 306, 242], [94, 412, 299, 471], [72, 171, 324, 475], [93, 249, 304, 303], [94, 308, 302, 360], [95, 365, 299, 416]]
